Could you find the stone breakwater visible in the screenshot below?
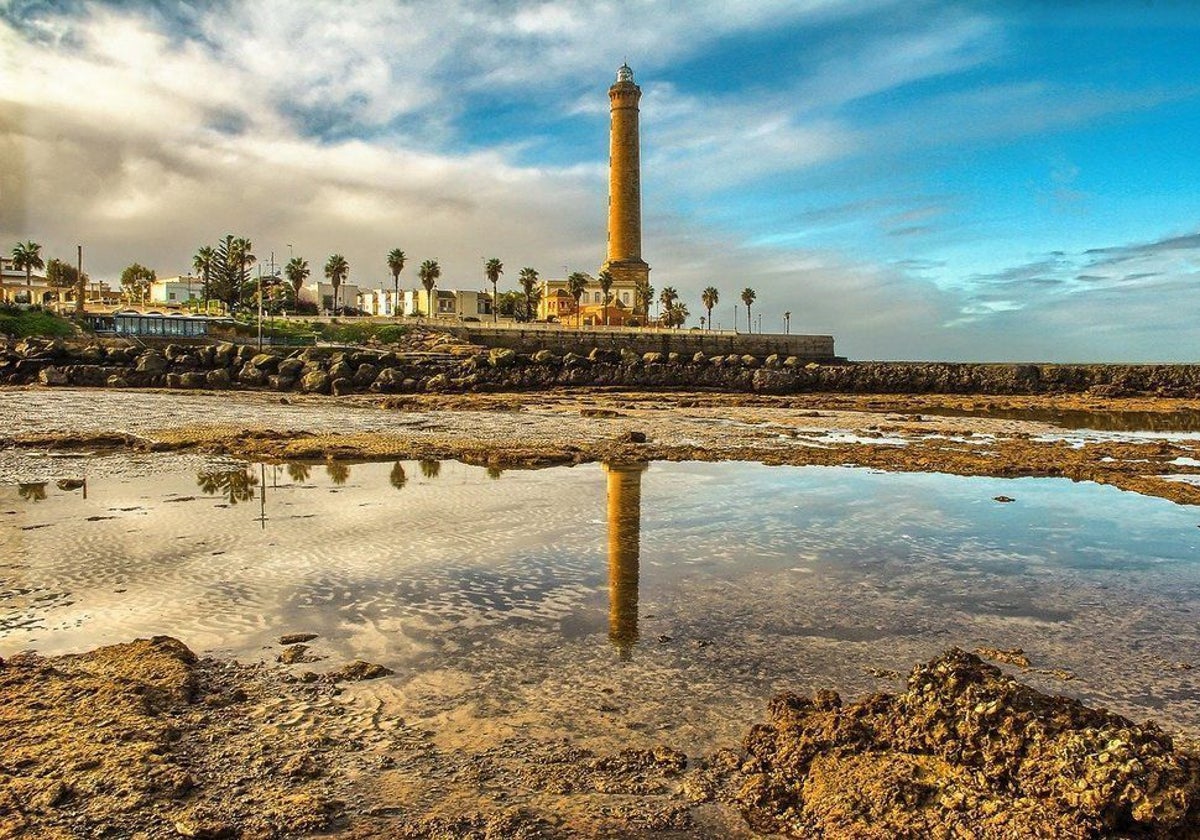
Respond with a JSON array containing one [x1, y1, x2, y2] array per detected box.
[[6, 338, 1200, 397]]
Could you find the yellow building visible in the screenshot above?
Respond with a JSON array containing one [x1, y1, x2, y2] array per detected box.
[[537, 274, 640, 325]]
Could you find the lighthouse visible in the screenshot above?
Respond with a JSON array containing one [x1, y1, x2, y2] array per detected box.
[[601, 63, 651, 316]]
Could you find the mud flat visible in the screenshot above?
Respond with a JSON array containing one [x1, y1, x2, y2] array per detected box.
[[2, 637, 1198, 838]]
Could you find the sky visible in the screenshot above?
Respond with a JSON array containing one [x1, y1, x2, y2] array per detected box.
[[2, 0, 1199, 361]]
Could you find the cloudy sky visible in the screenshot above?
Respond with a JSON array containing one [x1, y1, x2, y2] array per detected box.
[[2, 0, 1199, 361]]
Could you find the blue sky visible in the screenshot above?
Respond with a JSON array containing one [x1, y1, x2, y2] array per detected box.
[[2, 0, 1199, 360]]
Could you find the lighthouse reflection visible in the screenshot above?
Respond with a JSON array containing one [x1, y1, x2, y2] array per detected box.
[[604, 461, 648, 660]]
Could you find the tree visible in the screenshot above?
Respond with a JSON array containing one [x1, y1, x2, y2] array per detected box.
[[597, 270, 614, 327], [566, 271, 588, 327], [193, 246, 216, 311], [784, 310, 791, 335], [10, 241, 44, 301], [45, 258, 82, 303], [740, 287, 756, 333], [120, 263, 156, 305], [494, 290, 523, 317], [324, 254, 349, 314], [285, 257, 310, 308], [387, 248, 406, 313], [665, 301, 689, 329], [232, 237, 256, 306], [658, 286, 678, 325], [633, 278, 652, 319], [485, 258, 503, 323], [701, 286, 719, 331], [518, 267, 540, 321], [210, 234, 254, 310], [418, 258, 441, 318]]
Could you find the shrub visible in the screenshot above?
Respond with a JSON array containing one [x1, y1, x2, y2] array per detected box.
[[0, 306, 76, 338], [375, 325, 409, 345]]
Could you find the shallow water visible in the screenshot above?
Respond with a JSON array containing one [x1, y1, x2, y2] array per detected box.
[[920, 405, 1200, 433], [3, 459, 1200, 752]]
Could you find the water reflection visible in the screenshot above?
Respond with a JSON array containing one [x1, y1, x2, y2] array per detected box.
[[605, 462, 647, 660], [286, 462, 311, 483], [17, 482, 47, 503], [389, 462, 407, 490], [920, 406, 1200, 433], [420, 460, 441, 479], [196, 468, 259, 505], [326, 461, 350, 486]]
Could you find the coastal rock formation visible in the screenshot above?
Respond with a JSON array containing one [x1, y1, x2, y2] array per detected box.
[[8, 335, 1200, 397], [713, 649, 1200, 839]]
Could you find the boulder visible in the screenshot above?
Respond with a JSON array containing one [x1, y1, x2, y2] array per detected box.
[[205, 369, 232, 389], [180, 372, 207, 388], [783, 356, 800, 367], [38, 366, 69, 386], [135, 352, 167, 374], [300, 371, 330, 394], [106, 374, 130, 388], [643, 352, 664, 365], [667, 352, 681, 364], [532, 349, 559, 365], [693, 351, 708, 364], [165, 373, 185, 388], [278, 358, 304, 378], [330, 377, 354, 396], [371, 368, 402, 392], [765, 354, 780, 367], [79, 346, 105, 364], [741, 354, 760, 368], [237, 363, 266, 387], [268, 375, 296, 391], [213, 342, 237, 366], [352, 363, 379, 386], [488, 347, 518, 368], [424, 373, 450, 391], [250, 353, 281, 372], [563, 352, 586, 368], [620, 348, 642, 366], [328, 361, 353, 381]]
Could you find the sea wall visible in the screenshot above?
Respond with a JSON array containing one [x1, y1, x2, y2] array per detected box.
[[5, 338, 1200, 397], [443, 326, 837, 361]]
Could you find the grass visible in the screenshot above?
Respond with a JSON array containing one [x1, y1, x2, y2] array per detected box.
[[0, 306, 76, 339]]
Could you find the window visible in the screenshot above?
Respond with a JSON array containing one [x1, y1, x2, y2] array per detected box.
[[594, 292, 601, 303], [168, 292, 176, 300], [621, 291, 630, 304]]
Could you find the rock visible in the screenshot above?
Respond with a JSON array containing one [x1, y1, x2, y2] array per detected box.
[[330, 377, 354, 396], [532, 349, 559, 365], [424, 373, 450, 391], [279, 633, 319, 645], [643, 352, 664, 365], [250, 353, 280, 372], [709, 355, 725, 366], [371, 367, 402, 392], [268, 375, 296, 391], [328, 361, 353, 381], [165, 373, 185, 388], [106, 374, 130, 388], [622, 430, 648, 443], [135, 352, 167, 374], [620, 348, 642, 366], [352, 363, 378, 386], [667, 352, 681, 364], [765, 354, 780, 367], [80, 345, 104, 364], [326, 660, 394, 682], [212, 342, 237, 366], [974, 646, 1031, 667], [180, 372, 207, 389], [994, 495, 1015, 503], [693, 351, 707, 364], [277, 358, 304, 378], [488, 347, 518, 368], [205, 368, 231, 389], [740, 354, 759, 368], [300, 371, 330, 394], [783, 356, 800, 367], [277, 644, 321, 665], [38, 366, 68, 386], [56, 479, 85, 491], [563, 352, 586, 368], [237, 363, 266, 387]]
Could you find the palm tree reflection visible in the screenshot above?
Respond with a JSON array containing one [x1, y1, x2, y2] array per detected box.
[[419, 459, 441, 479], [196, 468, 259, 505], [604, 462, 647, 661], [286, 462, 311, 483], [326, 461, 350, 486]]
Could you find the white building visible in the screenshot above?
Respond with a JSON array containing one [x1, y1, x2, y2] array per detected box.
[[149, 275, 203, 306], [402, 288, 492, 319], [301, 281, 362, 314], [1, 257, 50, 305], [357, 288, 403, 317]]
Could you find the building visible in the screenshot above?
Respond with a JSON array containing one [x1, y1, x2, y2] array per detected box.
[[600, 64, 650, 314], [357, 288, 403, 317], [301, 281, 363, 314], [149, 275, 204, 306], [538, 273, 640, 324], [1, 257, 50, 305]]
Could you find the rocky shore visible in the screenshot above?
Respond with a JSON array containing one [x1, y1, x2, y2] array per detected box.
[[3, 638, 1197, 838], [7, 336, 1200, 398]]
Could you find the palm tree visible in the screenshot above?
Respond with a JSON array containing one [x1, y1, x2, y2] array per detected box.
[[324, 254, 349, 314], [741, 287, 756, 333], [518, 267, 540, 322], [597, 270, 614, 327], [658, 286, 678, 326], [387, 248, 406, 315], [192, 246, 216, 312], [389, 462, 407, 490], [634, 279, 653, 320], [285, 257, 310, 309], [566, 271, 588, 327], [10, 241, 44, 302], [784, 310, 791, 335], [667, 301, 689, 328], [485, 258, 503, 323], [701, 287, 719, 331], [418, 259, 441, 319]]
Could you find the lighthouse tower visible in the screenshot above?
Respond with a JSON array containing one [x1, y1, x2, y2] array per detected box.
[[601, 63, 650, 314]]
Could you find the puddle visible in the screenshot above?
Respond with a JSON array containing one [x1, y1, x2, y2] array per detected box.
[[4, 459, 1200, 753], [920, 406, 1200, 433]]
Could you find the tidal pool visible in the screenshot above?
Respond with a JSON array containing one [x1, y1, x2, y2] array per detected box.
[[3, 459, 1200, 754]]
